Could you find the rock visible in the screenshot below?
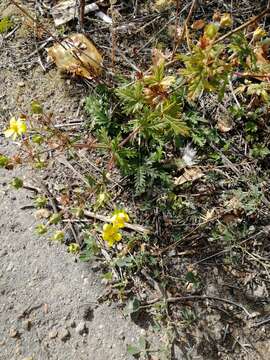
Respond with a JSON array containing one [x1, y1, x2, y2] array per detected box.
[[48, 328, 58, 339], [254, 284, 266, 298], [18, 82, 25, 87], [75, 321, 87, 335], [22, 319, 32, 331], [0, 250, 8, 257], [118, 330, 125, 340], [7, 263, 14, 272], [66, 319, 76, 328], [58, 327, 70, 341], [9, 327, 19, 338]]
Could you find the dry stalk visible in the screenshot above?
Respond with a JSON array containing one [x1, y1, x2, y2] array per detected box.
[[144, 294, 252, 317], [80, 0, 86, 30], [172, 0, 196, 56]]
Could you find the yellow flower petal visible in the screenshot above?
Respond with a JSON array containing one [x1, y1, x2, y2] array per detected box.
[[103, 223, 111, 232], [102, 222, 122, 247], [114, 232, 122, 242], [4, 129, 15, 138], [17, 119, 27, 135], [111, 211, 129, 229], [9, 117, 17, 127], [4, 117, 27, 140]]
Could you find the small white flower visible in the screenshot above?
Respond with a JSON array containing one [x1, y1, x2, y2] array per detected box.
[[182, 144, 197, 166]]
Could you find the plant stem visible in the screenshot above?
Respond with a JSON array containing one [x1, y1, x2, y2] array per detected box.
[[172, 0, 196, 56], [214, 7, 270, 44], [80, 0, 86, 31]]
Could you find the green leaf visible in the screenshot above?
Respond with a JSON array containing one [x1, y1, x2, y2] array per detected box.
[[114, 256, 134, 268], [116, 82, 145, 114], [35, 224, 48, 235], [34, 196, 48, 208], [32, 134, 44, 145], [31, 101, 43, 114], [127, 344, 141, 356], [48, 213, 62, 225], [79, 234, 100, 262], [0, 155, 9, 168], [85, 94, 110, 130], [123, 298, 140, 316], [0, 17, 13, 34], [10, 177, 23, 189], [102, 272, 113, 281], [250, 145, 270, 159]]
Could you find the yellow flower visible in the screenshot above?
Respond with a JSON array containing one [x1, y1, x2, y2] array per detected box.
[[111, 210, 129, 229], [253, 27, 267, 40], [4, 117, 27, 140], [102, 223, 122, 247], [220, 13, 233, 28]]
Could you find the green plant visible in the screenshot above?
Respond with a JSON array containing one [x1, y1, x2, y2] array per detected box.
[[85, 85, 112, 131], [79, 233, 101, 262], [0, 155, 10, 168], [0, 17, 13, 34], [10, 177, 23, 189], [179, 42, 231, 100]]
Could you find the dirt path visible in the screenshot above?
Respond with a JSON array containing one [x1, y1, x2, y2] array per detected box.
[[0, 2, 143, 358], [0, 161, 141, 360]]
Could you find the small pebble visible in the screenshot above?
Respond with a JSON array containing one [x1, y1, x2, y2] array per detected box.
[[9, 327, 19, 338], [18, 81, 25, 87], [66, 319, 76, 328], [118, 330, 125, 340], [48, 328, 58, 339], [58, 327, 70, 341], [7, 263, 14, 272], [22, 319, 32, 331], [75, 321, 87, 335]]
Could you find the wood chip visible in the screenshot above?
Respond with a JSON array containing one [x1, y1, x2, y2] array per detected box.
[[51, 0, 99, 27], [174, 167, 204, 185]]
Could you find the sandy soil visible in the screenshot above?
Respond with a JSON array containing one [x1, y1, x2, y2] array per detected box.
[[0, 2, 143, 359]]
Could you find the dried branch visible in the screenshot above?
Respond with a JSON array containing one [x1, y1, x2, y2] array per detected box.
[[80, 0, 86, 30], [145, 294, 252, 317], [83, 210, 152, 235]]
